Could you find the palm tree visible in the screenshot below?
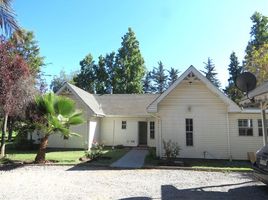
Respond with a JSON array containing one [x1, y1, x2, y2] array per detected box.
[[34, 93, 84, 163], [0, 0, 20, 36]]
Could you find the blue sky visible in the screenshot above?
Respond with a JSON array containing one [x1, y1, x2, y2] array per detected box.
[[14, 0, 268, 88]]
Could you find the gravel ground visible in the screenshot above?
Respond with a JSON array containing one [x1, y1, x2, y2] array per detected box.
[[0, 165, 267, 200]]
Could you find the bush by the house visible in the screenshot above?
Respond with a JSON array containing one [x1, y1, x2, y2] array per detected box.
[[84, 142, 104, 160], [163, 139, 181, 161]]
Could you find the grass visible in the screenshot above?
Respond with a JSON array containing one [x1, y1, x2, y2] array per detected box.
[[90, 147, 130, 166], [3, 149, 85, 164], [144, 154, 253, 172], [0, 147, 129, 165]]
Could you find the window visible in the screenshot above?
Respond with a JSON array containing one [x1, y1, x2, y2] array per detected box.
[[238, 119, 253, 136], [258, 119, 268, 136], [121, 121, 127, 129], [186, 118, 193, 146], [150, 121, 155, 139]]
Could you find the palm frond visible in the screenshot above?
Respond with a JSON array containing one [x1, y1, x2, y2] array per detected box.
[[54, 96, 75, 116]]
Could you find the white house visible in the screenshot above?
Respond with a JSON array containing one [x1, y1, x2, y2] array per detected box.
[[46, 66, 267, 160]]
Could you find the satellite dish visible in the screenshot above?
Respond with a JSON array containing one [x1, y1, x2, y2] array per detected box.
[[235, 72, 256, 93]]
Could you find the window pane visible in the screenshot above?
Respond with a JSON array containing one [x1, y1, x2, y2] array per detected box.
[[150, 121, 155, 139], [122, 121, 127, 129]]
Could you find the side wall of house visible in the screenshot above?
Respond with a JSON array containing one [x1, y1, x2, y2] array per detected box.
[[100, 117, 156, 147], [229, 112, 267, 160], [158, 80, 229, 159], [47, 92, 91, 149]]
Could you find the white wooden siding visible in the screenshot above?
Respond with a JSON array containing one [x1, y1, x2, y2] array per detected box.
[[100, 117, 156, 147], [158, 80, 229, 159], [229, 113, 267, 160]]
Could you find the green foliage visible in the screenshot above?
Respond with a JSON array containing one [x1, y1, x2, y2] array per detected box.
[[84, 142, 104, 160], [95, 55, 109, 94], [245, 43, 268, 83], [168, 67, 179, 86], [201, 57, 221, 88], [224, 52, 244, 103], [10, 30, 45, 77], [246, 12, 268, 57], [73, 54, 96, 93], [34, 93, 84, 137], [163, 139, 181, 161], [151, 61, 168, 93], [113, 27, 146, 93], [143, 71, 153, 93]]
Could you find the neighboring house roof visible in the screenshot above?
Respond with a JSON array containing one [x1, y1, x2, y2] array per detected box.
[[147, 65, 241, 113], [94, 94, 159, 116], [57, 83, 105, 116], [240, 81, 268, 107]]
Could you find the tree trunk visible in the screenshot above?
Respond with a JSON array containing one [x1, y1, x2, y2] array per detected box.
[[34, 135, 49, 164], [7, 117, 14, 142], [1, 113, 8, 157]]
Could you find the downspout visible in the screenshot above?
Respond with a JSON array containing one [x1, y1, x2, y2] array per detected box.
[[112, 120, 115, 149], [261, 102, 268, 146], [226, 109, 232, 161], [150, 113, 162, 157]]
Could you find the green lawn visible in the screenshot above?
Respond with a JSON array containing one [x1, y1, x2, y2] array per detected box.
[[3, 149, 85, 164], [90, 147, 129, 166], [0, 147, 129, 165], [145, 155, 253, 171]]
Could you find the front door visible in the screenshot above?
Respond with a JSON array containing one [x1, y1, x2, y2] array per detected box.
[[138, 121, 147, 145]]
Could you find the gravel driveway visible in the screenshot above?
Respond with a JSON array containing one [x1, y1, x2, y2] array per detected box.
[[0, 165, 267, 200]]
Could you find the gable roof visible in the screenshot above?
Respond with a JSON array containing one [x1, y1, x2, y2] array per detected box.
[[57, 82, 105, 116], [147, 65, 241, 113], [57, 82, 159, 116], [94, 94, 159, 116]]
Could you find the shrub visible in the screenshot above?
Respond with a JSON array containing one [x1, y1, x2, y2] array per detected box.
[[163, 139, 181, 161], [85, 142, 104, 160], [148, 147, 157, 159]]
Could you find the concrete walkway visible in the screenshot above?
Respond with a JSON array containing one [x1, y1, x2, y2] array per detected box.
[[110, 149, 148, 168]]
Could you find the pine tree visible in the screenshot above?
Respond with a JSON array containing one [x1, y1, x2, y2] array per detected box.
[[105, 52, 116, 93], [151, 61, 168, 93], [73, 54, 96, 93], [224, 52, 244, 104], [168, 67, 179, 86], [143, 71, 153, 93], [201, 57, 221, 88], [114, 28, 146, 93], [95, 55, 109, 94]]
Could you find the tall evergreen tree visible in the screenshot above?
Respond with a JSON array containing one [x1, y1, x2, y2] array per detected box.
[[151, 61, 168, 93], [114, 28, 146, 93], [143, 71, 153, 93], [246, 12, 268, 56], [73, 54, 96, 93], [201, 58, 221, 88], [95, 55, 109, 94], [105, 52, 116, 93], [224, 52, 244, 103], [168, 67, 179, 86]]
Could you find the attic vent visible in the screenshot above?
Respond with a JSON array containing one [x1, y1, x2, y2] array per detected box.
[[184, 72, 199, 84], [61, 88, 72, 94]]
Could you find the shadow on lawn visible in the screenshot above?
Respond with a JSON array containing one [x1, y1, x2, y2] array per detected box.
[[119, 181, 268, 200], [0, 158, 24, 171]]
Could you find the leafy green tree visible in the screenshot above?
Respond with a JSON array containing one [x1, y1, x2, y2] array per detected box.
[[32, 93, 84, 163], [246, 43, 268, 83], [168, 67, 179, 86], [0, 0, 20, 36], [143, 71, 153, 93], [50, 70, 76, 93], [114, 28, 146, 93], [73, 54, 96, 93], [201, 57, 221, 88], [10, 30, 45, 77], [224, 52, 244, 103], [94, 55, 109, 94], [151, 61, 168, 93]]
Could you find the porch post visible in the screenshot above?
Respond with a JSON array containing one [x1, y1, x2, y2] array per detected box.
[[261, 102, 268, 146]]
